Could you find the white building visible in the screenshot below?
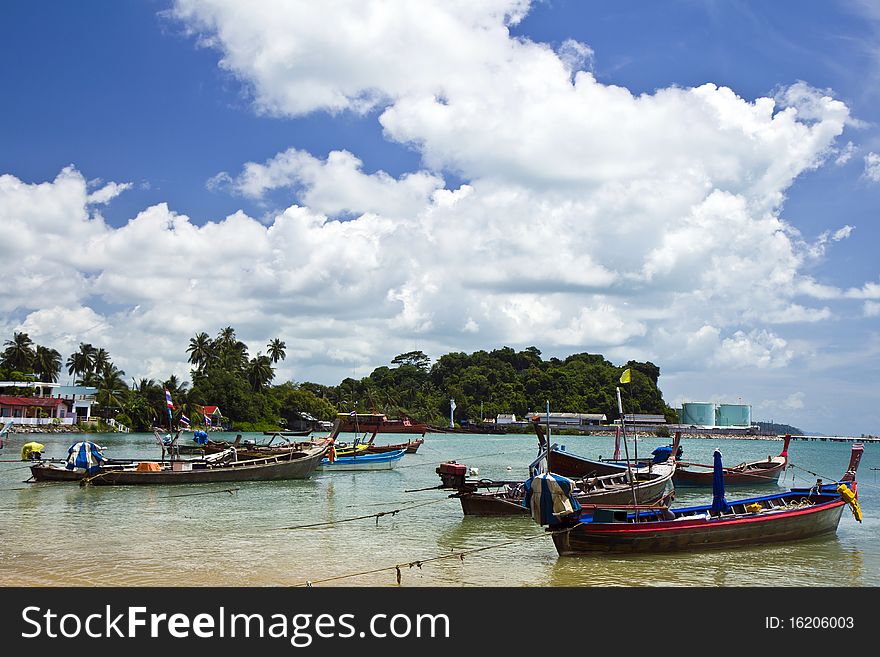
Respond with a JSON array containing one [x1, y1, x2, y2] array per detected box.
[[0, 381, 97, 427]]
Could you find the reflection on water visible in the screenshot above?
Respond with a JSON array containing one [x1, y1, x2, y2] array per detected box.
[[1, 431, 878, 586], [546, 536, 870, 587]]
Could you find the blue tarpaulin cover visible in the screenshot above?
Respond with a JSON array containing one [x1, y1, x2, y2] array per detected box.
[[65, 441, 106, 473], [524, 472, 582, 526], [193, 430, 209, 445]]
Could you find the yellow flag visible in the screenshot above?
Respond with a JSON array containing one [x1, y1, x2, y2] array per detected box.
[[619, 368, 631, 384]]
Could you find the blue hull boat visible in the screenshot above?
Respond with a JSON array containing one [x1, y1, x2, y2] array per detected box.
[[318, 448, 406, 471]]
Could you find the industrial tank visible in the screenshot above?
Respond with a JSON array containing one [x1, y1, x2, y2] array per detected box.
[[680, 402, 715, 427], [716, 403, 751, 427]]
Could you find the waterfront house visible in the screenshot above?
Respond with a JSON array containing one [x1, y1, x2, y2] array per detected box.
[[0, 381, 98, 427]]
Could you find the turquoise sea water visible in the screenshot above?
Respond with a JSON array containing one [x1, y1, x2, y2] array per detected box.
[[1, 431, 877, 587]]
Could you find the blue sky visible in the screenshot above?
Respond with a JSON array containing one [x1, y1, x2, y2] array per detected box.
[[1, 1, 878, 435]]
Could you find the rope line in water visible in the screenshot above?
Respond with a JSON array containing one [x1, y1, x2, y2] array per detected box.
[[165, 488, 239, 498], [395, 447, 536, 470], [273, 497, 452, 531], [295, 523, 579, 587]]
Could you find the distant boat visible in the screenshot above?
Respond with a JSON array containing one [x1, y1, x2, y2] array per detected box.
[[537, 443, 864, 555], [262, 429, 312, 437], [673, 435, 791, 486], [337, 412, 427, 436], [427, 423, 507, 435]]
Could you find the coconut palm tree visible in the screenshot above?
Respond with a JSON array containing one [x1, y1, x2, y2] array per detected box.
[[66, 351, 90, 381], [33, 345, 62, 382], [267, 338, 286, 364], [186, 332, 214, 371], [246, 354, 275, 391], [217, 326, 236, 347], [93, 348, 110, 373], [2, 332, 35, 372], [94, 363, 128, 410], [67, 342, 97, 379]]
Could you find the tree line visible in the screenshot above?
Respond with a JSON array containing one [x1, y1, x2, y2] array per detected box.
[[2, 330, 676, 431]]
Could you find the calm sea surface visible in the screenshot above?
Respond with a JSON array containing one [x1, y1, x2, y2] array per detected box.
[[1, 431, 878, 587]]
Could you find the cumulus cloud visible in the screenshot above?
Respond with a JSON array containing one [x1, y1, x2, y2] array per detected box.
[[864, 151, 880, 181], [212, 148, 444, 219]]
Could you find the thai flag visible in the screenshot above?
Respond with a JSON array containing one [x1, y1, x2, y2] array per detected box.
[[179, 414, 190, 428], [205, 414, 212, 427], [164, 388, 174, 409]]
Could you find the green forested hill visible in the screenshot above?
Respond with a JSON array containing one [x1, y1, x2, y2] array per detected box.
[[301, 347, 676, 426]]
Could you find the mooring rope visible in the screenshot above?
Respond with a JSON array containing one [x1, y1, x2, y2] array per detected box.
[[273, 497, 452, 531], [165, 487, 239, 498], [394, 447, 536, 470], [294, 523, 580, 587]]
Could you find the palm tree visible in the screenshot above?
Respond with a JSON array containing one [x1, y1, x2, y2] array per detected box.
[[246, 354, 275, 391], [2, 332, 35, 372], [33, 346, 62, 382], [217, 326, 236, 347], [93, 348, 110, 373], [67, 342, 97, 379], [95, 363, 128, 410], [66, 351, 90, 381], [267, 338, 286, 364], [186, 332, 214, 371]]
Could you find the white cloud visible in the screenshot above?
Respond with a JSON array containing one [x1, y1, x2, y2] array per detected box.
[[87, 181, 133, 205], [213, 148, 444, 219], [864, 152, 880, 181], [172, 0, 531, 116], [834, 141, 855, 165], [712, 329, 794, 369], [780, 391, 806, 410]]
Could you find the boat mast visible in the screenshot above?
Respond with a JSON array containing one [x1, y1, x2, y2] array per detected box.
[[616, 386, 639, 511]]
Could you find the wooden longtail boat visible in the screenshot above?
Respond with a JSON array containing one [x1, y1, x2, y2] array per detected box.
[[316, 448, 407, 471], [673, 435, 791, 486], [542, 443, 863, 555], [30, 442, 332, 485], [334, 435, 424, 456], [437, 420, 679, 516], [337, 412, 428, 436], [262, 429, 313, 437]]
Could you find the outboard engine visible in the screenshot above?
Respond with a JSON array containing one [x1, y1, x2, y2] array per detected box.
[[436, 461, 468, 489]]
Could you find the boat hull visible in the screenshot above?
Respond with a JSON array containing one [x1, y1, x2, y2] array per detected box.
[[674, 458, 786, 487], [317, 449, 406, 471], [30, 447, 328, 485], [360, 439, 424, 455], [458, 471, 672, 517], [553, 499, 846, 555]]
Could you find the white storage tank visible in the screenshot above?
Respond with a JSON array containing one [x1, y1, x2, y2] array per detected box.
[[680, 402, 715, 427], [716, 403, 751, 428]]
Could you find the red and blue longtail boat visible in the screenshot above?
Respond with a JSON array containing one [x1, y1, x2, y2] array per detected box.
[[532, 442, 863, 555]]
